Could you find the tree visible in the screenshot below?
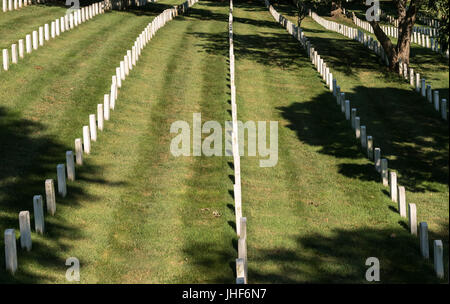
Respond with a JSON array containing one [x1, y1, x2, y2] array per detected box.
[[293, 0, 309, 26], [368, 0, 449, 71]]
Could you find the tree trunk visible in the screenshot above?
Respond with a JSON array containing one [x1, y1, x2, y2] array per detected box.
[[369, 0, 419, 71]]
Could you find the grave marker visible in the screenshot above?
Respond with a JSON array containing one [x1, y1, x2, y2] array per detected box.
[[66, 151, 75, 181], [45, 179, 56, 215], [33, 195, 45, 234], [19, 211, 32, 251], [4, 229, 17, 274], [97, 104, 104, 131], [390, 171, 397, 202], [89, 114, 97, 142], [419, 222, 429, 259], [381, 159, 388, 186], [57, 164, 67, 197], [104, 94, 110, 120], [83, 126, 91, 154], [408, 203, 417, 235], [434, 240, 444, 279]]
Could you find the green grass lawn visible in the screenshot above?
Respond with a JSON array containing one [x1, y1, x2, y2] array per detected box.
[[235, 0, 447, 283], [0, 4, 75, 50], [0, 0, 448, 283]]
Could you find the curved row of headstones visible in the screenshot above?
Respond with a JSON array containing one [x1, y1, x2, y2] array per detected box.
[[387, 14, 440, 35], [264, 0, 445, 280], [4, 0, 199, 275], [2, 1, 107, 73], [228, 0, 248, 285], [2, 0, 31, 12], [353, 13, 448, 58], [309, 11, 448, 122]]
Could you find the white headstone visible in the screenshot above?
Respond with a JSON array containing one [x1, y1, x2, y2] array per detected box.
[[18, 39, 24, 59], [104, 94, 110, 120], [351, 108, 356, 129], [120, 61, 126, 80], [44, 24, 50, 41], [116, 67, 122, 88], [408, 203, 417, 235], [340, 93, 345, 113], [355, 117, 360, 138], [398, 185, 406, 217], [381, 158, 388, 186], [433, 91, 439, 111], [441, 99, 447, 120], [2, 49, 9, 71], [39, 27, 44, 46], [66, 151, 75, 181], [367, 135, 373, 160], [390, 171, 397, 202], [433, 240, 444, 279], [236, 258, 245, 283], [426, 85, 432, 103], [419, 222, 429, 259], [421, 79, 426, 97], [238, 237, 248, 283], [25, 34, 32, 54], [19, 211, 32, 251], [75, 138, 83, 165], [32, 30, 38, 50], [374, 147, 381, 172], [360, 126, 367, 148], [83, 126, 91, 154], [97, 104, 104, 131], [55, 19, 60, 36], [33, 195, 45, 234], [110, 85, 116, 110], [57, 164, 67, 197], [51, 21, 56, 39], [4, 229, 17, 274], [11, 44, 18, 65], [45, 179, 56, 215], [89, 114, 97, 142], [127, 50, 132, 70], [123, 56, 129, 76], [345, 100, 350, 120]]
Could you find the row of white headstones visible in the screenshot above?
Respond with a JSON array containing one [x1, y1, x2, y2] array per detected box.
[[2, 2, 107, 72], [4, 0, 198, 275], [2, 0, 31, 12], [310, 11, 448, 122], [229, 0, 248, 285], [387, 14, 440, 35], [353, 13, 449, 58], [265, 0, 445, 280]]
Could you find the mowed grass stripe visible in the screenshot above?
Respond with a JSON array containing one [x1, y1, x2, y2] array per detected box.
[[233, 0, 445, 283], [178, 3, 235, 283]]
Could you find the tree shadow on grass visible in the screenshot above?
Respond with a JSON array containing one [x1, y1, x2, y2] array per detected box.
[[250, 225, 447, 283], [277, 87, 448, 193], [0, 106, 126, 283]]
